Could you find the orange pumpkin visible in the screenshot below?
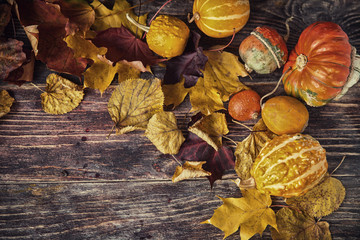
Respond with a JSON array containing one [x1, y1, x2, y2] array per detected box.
[[251, 133, 328, 198], [282, 21, 360, 107], [191, 0, 250, 38]]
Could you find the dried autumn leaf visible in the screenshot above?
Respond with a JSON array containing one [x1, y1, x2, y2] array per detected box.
[[91, 26, 161, 67], [145, 111, 185, 155], [108, 78, 163, 134], [0, 90, 15, 118], [203, 50, 249, 102], [41, 73, 84, 115], [235, 119, 277, 180], [162, 78, 190, 110], [270, 208, 331, 240], [189, 112, 229, 151], [0, 39, 26, 80], [172, 161, 211, 183], [0, 3, 12, 35], [4, 48, 35, 86], [203, 188, 277, 240], [91, 0, 147, 38], [163, 31, 208, 87], [175, 133, 234, 187], [16, 0, 87, 77], [286, 176, 346, 218]]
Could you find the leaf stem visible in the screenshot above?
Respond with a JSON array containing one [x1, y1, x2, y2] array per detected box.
[[148, 0, 173, 25], [330, 155, 346, 176], [208, 28, 236, 52], [171, 154, 182, 166], [30, 82, 45, 93], [106, 124, 116, 139], [232, 120, 253, 131], [222, 135, 237, 146]]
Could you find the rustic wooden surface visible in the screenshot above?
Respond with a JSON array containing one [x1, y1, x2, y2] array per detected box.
[[1, 0, 360, 239]]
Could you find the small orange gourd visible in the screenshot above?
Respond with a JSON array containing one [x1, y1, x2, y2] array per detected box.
[[261, 96, 309, 135], [251, 133, 328, 198], [191, 0, 250, 38], [228, 89, 261, 121], [126, 14, 190, 58]]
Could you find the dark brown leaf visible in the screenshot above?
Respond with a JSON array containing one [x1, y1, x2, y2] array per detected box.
[[0, 39, 26, 80]]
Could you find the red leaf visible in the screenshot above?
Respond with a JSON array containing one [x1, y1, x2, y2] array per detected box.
[[175, 133, 235, 187], [16, 0, 87, 77], [91, 26, 162, 67], [4, 48, 34, 86], [163, 31, 208, 87], [0, 39, 26, 80]]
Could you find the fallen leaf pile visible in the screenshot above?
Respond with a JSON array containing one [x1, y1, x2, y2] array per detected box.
[[0, 1, 348, 240]]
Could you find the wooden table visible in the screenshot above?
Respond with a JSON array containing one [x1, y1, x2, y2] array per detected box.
[[1, 0, 359, 239]]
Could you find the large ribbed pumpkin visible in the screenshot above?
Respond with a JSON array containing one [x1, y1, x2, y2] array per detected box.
[[282, 21, 360, 107], [250, 134, 328, 198], [192, 0, 250, 38]]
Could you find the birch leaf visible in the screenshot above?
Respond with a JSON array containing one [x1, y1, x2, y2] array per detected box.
[[0, 90, 15, 118], [235, 119, 277, 180], [41, 73, 84, 115], [172, 161, 211, 183], [286, 177, 346, 218], [270, 208, 331, 240], [203, 188, 277, 240], [162, 78, 190, 109], [108, 78, 163, 134], [145, 111, 185, 155], [189, 112, 229, 151]]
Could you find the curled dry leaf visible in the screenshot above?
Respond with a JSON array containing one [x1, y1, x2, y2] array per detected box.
[[0, 90, 15, 118], [145, 111, 185, 155], [235, 119, 277, 180], [91, 0, 147, 38], [108, 78, 163, 135], [203, 188, 277, 240], [0, 39, 27, 80], [286, 176, 346, 218], [41, 73, 84, 115], [172, 161, 211, 183], [270, 208, 331, 240], [189, 112, 229, 151]]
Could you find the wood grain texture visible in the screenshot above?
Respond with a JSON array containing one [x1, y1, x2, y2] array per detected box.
[[1, 0, 360, 239]]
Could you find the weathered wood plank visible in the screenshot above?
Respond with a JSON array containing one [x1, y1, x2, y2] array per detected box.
[[0, 176, 359, 240]]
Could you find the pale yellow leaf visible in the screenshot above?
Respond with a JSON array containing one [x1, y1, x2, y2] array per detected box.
[[40, 73, 84, 115], [234, 119, 277, 180], [162, 78, 190, 109], [145, 111, 185, 154], [189, 112, 229, 151], [0, 89, 14, 118], [108, 78, 163, 134], [172, 161, 211, 183], [270, 208, 332, 240], [286, 176, 346, 218]]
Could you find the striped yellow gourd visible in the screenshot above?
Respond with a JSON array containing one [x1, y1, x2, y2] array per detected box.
[[192, 0, 250, 38], [251, 134, 328, 198]]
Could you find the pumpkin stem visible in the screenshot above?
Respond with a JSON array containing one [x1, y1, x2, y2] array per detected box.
[[295, 54, 308, 71], [259, 67, 291, 108], [233, 177, 256, 189], [126, 13, 150, 32], [188, 12, 200, 23]]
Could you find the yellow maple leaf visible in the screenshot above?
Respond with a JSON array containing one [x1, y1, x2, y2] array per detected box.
[[270, 208, 331, 240], [203, 188, 277, 240], [172, 161, 211, 183], [91, 0, 147, 38], [40, 73, 84, 115], [145, 111, 185, 154], [286, 176, 346, 218], [108, 78, 163, 134], [0, 89, 15, 118], [234, 119, 277, 180], [65, 34, 140, 94], [189, 112, 229, 151]]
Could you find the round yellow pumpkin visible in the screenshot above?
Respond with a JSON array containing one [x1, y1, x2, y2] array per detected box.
[[251, 133, 328, 198], [192, 0, 250, 38], [147, 15, 190, 58]]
